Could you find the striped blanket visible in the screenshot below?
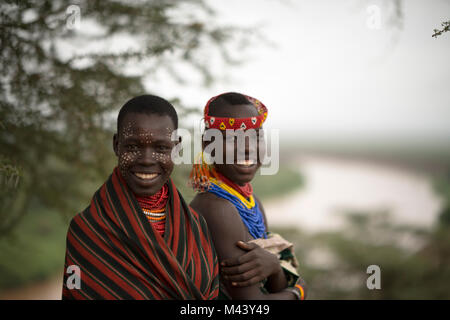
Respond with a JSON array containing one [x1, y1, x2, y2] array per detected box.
[[62, 168, 219, 300]]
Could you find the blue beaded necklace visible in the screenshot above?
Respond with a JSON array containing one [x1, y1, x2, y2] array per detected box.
[[208, 182, 267, 239]]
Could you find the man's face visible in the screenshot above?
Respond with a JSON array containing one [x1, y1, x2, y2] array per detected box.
[[113, 113, 177, 196], [208, 104, 265, 186]]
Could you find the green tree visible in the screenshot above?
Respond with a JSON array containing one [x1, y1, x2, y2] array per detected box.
[[0, 0, 249, 235]]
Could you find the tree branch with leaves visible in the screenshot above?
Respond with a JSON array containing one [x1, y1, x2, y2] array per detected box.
[[0, 0, 253, 235]]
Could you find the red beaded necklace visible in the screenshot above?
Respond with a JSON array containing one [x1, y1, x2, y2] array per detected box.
[[135, 184, 169, 237], [212, 170, 253, 199]]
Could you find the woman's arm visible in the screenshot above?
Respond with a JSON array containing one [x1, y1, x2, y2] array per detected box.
[[220, 241, 287, 293], [190, 193, 296, 300], [256, 195, 289, 292], [220, 195, 287, 292]]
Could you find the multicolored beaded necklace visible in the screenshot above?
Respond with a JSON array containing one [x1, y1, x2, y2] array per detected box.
[[189, 152, 267, 239], [208, 172, 267, 239], [135, 184, 169, 237], [212, 170, 253, 199]]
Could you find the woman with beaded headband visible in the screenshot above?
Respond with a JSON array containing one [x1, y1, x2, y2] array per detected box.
[[62, 95, 219, 300], [190, 92, 307, 300]]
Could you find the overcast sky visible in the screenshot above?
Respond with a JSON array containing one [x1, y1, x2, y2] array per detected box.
[[148, 0, 450, 144]]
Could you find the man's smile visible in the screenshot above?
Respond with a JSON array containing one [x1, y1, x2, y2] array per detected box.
[[133, 172, 161, 181]]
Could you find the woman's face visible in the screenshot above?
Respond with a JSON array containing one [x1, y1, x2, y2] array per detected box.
[[206, 104, 265, 186], [113, 112, 177, 196]]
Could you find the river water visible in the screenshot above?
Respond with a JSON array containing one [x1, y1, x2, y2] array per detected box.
[[265, 154, 443, 232]]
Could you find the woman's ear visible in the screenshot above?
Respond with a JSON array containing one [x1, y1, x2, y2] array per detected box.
[[201, 134, 209, 150], [113, 133, 119, 156]]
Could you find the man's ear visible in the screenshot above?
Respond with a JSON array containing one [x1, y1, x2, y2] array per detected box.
[[113, 133, 119, 156]]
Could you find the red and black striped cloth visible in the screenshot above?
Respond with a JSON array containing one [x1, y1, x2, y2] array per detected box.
[[62, 167, 219, 300]]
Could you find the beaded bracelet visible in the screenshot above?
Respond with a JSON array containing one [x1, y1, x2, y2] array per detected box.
[[295, 284, 305, 300], [284, 284, 305, 300]]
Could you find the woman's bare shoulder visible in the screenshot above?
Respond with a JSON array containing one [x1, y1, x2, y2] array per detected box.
[[191, 192, 238, 217]]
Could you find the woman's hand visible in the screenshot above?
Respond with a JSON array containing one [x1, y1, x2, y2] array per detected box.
[[220, 241, 281, 287]]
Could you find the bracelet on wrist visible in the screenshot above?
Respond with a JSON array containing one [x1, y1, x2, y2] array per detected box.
[[295, 284, 305, 300], [284, 284, 305, 300]]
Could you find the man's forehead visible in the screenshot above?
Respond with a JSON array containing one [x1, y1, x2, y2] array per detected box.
[[121, 122, 173, 133], [120, 113, 174, 135], [119, 120, 174, 139]]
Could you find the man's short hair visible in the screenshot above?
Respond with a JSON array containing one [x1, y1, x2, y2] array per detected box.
[[117, 95, 178, 132]]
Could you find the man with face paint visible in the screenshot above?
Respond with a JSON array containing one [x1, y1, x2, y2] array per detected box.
[[62, 95, 219, 300], [190, 92, 307, 300]]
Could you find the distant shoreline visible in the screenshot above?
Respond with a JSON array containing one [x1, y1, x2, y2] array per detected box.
[[266, 152, 443, 232]]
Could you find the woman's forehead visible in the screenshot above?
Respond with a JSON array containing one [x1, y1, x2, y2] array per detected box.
[[120, 113, 174, 137]]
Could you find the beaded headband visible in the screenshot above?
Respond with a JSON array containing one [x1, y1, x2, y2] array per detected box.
[[203, 93, 268, 131]]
